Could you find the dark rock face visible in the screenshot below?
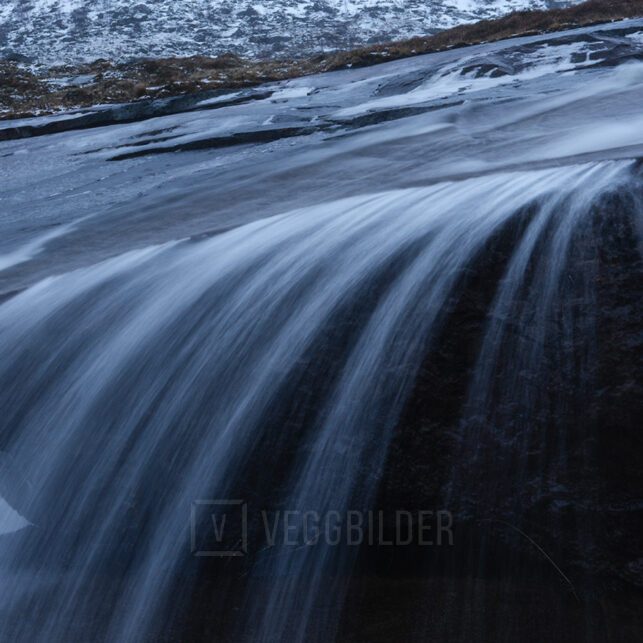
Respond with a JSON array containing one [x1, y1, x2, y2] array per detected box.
[[340, 188, 643, 642], [591, 192, 643, 586]]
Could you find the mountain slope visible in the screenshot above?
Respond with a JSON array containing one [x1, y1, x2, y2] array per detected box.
[[1, 0, 581, 65]]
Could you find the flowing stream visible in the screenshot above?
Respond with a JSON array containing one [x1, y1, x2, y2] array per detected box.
[[0, 159, 639, 641]]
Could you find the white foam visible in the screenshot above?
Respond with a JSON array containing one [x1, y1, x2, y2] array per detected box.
[[0, 496, 30, 537]]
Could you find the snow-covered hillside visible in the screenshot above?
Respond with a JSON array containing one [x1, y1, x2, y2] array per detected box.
[[0, 0, 581, 65]]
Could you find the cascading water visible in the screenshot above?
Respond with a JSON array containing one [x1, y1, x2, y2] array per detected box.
[[0, 157, 639, 642], [435, 161, 642, 642]]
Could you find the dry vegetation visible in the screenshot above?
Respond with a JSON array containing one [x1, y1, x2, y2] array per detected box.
[[332, 0, 643, 64], [2, 0, 642, 120]]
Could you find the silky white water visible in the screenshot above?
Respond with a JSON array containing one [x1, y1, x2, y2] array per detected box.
[[0, 160, 636, 641]]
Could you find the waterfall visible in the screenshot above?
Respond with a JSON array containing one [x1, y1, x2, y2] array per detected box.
[[0, 159, 638, 642]]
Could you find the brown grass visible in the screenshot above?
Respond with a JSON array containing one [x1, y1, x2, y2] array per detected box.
[[317, 0, 643, 70]]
